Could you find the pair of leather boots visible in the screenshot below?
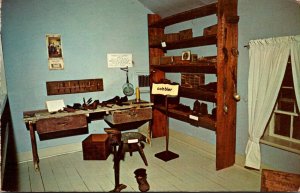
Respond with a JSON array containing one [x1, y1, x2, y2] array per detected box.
[[192, 100, 208, 116]]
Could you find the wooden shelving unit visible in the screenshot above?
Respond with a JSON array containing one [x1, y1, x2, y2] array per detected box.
[[147, 0, 239, 170]]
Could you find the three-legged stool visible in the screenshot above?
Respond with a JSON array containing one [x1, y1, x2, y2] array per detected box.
[[104, 128, 148, 192]]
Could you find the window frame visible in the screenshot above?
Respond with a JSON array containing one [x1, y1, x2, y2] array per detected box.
[[261, 59, 300, 154]]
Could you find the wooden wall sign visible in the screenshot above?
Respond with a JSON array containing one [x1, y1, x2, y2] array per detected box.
[[46, 78, 103, 95]]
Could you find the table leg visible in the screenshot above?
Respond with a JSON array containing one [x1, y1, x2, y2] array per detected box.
[[28, 121, 39, 171]]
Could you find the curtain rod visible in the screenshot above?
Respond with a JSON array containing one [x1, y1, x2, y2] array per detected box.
[[244, 44, 249, 48]]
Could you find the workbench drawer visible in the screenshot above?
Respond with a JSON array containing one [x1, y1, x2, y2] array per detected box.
[[36, 114, 88, 140], [104, 107, 152, 125]]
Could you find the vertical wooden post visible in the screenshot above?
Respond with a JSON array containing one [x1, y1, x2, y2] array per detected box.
[[216, 0, 239, 170], [148, 14, 167, 138]]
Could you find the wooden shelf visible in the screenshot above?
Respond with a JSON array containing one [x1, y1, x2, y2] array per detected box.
[[154, 104, 216, 131], [148, 0, 238, 171], [149, 35, 217, 50], [151, 62, 216, 74], [179, 87, 216, 102], [148, 3, 217, 28]]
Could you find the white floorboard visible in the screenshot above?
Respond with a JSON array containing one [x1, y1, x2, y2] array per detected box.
[[2, 134, 261, 192]]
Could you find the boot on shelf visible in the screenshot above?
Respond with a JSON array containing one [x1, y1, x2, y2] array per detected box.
[[134, 168, 150, 192]]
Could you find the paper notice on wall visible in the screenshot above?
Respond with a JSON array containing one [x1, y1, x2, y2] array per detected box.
[[151, 83, 179, 96], [107, 53, 133, 68]]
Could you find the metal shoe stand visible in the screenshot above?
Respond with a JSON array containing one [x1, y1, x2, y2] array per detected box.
[[154, 95, 179, 161]]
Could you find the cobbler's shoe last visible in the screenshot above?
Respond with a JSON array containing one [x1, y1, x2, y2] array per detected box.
[[134, 168, 150, 192]]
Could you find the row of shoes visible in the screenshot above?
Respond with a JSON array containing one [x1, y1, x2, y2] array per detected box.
[[63, 95, 129, 112], [192, 100, 208, 116]]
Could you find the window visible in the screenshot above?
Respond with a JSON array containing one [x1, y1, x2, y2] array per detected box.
[[262, 58, 300, 154], [134, 71, 150, 93]]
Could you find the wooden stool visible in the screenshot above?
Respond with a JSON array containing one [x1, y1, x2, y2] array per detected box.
[[120, 132, 148, 166], [104, 128, 148, 192]]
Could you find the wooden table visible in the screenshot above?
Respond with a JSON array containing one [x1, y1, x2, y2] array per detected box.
[[23, 101, 153, 171]]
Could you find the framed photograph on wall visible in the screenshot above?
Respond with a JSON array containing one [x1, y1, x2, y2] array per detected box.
[[46, 34, 64, 70], [182, 50, 191, 60]]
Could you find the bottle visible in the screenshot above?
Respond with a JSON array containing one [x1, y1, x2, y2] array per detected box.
[[136, 87, 140, 103]]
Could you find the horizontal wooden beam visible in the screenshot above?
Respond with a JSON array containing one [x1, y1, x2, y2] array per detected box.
[[149, 3, 217, 28]]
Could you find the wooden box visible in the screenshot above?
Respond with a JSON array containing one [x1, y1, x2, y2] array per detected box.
[[181, 73, 205, 89], [36, 114, 88, 140], [203, 24, 218, 36], [104, 107, 152, 125], [151, 56, 160, 65], [179, 29, 193, 40], [160, 56, 173, 65], [261, 169, 300, 192], [82, 134, 110, 160], [163, 33, 180, 43]]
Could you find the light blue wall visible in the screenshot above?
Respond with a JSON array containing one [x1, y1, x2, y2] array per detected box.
[[238, 0, 300, 173], [2, 0, 151, 154], [2, 0, 300, 173]]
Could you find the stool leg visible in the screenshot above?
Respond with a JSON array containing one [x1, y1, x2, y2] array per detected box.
[[110, 143, 127, 192], [128, 144, 133, 156], [115, 143, 123, 187], [137, 143, 148, 166]]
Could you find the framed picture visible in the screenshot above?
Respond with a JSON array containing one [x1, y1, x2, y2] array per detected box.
[[46, 34, 64, 70], [191, 54, 198, 62], [182, 50, 191, 60], [134, 70, 150, 93]]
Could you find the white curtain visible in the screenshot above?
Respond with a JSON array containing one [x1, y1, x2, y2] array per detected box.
[[245, 36, 292, 169], [291, 35, 300, 111]]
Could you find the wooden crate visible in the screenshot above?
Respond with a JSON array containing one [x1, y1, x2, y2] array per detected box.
[[181, 73, 205, 89], [179, 29, 193, 40], [151, 56, 160, 65], [203, 24, 218, 36], [261, 169, 300, 192], [82, 134, 111, 160], [160, 56, 173, 65], [163, 33, 180, 43]]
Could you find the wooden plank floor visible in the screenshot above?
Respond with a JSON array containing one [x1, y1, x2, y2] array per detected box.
[[3, 135, 261, 192]]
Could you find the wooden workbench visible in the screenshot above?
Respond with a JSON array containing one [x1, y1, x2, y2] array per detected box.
[[23, 101, 153, 170]]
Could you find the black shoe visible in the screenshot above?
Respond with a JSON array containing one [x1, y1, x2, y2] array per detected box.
[[199, 103, 208, 115], [103, 96, 120, 104]]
